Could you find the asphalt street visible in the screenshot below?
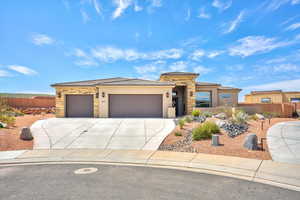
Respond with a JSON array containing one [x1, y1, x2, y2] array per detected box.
[[0, 164, 298, 200]]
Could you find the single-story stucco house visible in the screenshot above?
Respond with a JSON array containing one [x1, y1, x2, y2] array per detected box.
[[51, 72, 241, 118], [244, 90, 300, 104]]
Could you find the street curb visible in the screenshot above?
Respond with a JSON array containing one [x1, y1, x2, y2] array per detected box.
[[0, 158, 299, 192]]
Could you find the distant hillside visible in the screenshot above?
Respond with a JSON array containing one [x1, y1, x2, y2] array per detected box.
[[0, 93, 55, 98]]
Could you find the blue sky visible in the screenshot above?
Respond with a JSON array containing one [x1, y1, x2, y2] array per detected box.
[[1, 0, 300, 100]]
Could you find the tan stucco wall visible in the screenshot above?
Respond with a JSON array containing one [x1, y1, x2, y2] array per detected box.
[[244, 93, 283, 103], [98, 86, 173, 118], [218, 90, 239, 106], [283, 93, 300, 102], [54, 87, 99, 117], [160, 75, 197, 114]]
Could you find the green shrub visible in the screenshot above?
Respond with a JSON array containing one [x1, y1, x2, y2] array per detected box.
[[232, 110, 249, 125], [0, 115, 15, 127], [192, 121, 220, 141], [220, 107, 233, 118], [192, 110, 201, 117], [178, 118, 185, 129], [202, 111, 213, 118], [184, 116, 192, 123], [174, 131, 182, 136], [249, 114, 259, 121]]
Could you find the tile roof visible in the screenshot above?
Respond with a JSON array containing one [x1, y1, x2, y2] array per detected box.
[[160, 72, 199, 76], [51, 77, 174, 87]]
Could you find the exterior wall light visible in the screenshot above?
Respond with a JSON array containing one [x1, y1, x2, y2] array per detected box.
[[96, 92, 99, 98], [57, 92, 61, 98], [190, 91, 193, 97], [102, 92, 105, 98], [166, 92, 170, 98]]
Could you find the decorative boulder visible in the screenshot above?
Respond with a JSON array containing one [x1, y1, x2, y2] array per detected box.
[[255, 113, 265, 120], [20, 127, 34, 141], [243, 133, 258, 150], [215, 113, 227, 120], [215, 119, 227, 128], [0, 122, 7, 128]]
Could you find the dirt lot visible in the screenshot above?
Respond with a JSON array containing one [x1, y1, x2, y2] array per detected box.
[[161, 118, 298, 160], [0, 114, 54, 151]]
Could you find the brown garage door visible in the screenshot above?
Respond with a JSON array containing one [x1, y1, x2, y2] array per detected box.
[[66, 95, 93, 117], [109, 94, 162, 118]]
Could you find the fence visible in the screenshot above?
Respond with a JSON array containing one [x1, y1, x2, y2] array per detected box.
[[0, 97, 55, 108]]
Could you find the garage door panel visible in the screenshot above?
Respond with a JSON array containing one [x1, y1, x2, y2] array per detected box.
[[109, 94, 162, 118], [66, 95, 93, 117]]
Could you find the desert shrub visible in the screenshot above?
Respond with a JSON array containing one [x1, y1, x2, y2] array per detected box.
[[262, 112, 280, 119], [174, 131, 182, 136], [232, 110, 249, 125], [178, 118, 185, 129], [202, 111, 213, 118], [192, 109, 201, 117], [184, 116, 192, 123], [220, 107, 233, 118], [249, 114, 259, 121], [192, 121, 220, 141], [0, 114, 15, 127]]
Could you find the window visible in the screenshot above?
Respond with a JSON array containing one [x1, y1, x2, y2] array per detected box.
[[261, 98, 271, 103], [196, 92, 211, 107], [290, 98, 300, 102], [220, 93, 232, 99]]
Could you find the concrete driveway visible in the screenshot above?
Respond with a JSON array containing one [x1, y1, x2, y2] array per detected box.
[[30, 118, 175, 150], [267, 121, 300, 164]]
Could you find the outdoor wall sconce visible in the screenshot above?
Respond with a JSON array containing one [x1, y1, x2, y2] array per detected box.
[[190, 91, 193, 97], [166, 92, 170, 98], [102, 92, 105, 98], [95, 92, 99, 98], [57, 92, 61, 98]]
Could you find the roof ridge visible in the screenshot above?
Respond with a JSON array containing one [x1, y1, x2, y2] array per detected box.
[[52, 77, 126, 86]]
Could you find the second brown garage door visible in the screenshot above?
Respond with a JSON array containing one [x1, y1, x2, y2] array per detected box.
[[109, 94, 162, 118]]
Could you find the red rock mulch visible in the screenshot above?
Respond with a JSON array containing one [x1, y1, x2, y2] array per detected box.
[[161, 118, 298, 160], [0, 114, 54, 151]]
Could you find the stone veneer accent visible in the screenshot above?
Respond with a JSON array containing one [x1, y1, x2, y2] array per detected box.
[[160, 75, 197, 114], [54, 87, 99, 117]]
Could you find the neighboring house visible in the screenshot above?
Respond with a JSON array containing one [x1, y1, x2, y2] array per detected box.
[[244, 90, 300, 104], [51, 72, 241, 118]]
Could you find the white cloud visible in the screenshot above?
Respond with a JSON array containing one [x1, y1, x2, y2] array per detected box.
[[226, 64, 244, 71], [93, 0, 102, 15], [135, 64, 157, 74], [194, 65, 212, 74], [223, 11, 245, 34], [212, 0, 232, 11], [285, 22, 300, 31], [207, 50, 224, 58], [292, 0, 300, 4], [229, 35, 297, 57], [244, 79, 300, 91], [73, 48, 88, 57], [134, 1, 143, 11], [80, 9, 90, 23], [190, 49, 205, 61], [273, 63, 300, 72], [8, 65, 37, 75], [91, 46, 183, 62], [263, 0, 299, 12], [75, 60, 99, 66], [169, 61, 188, 72], [112, 0, 133, 19], [31, 34, 54, 46], [0, 69, 11, 77], [198, 7, 211, 19]]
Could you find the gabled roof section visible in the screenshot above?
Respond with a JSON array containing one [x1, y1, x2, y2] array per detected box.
[[51, 77, 174, 87], [160, 72, 199, 76], [250, 90, 282, 95], [218, 86, 241, 91]]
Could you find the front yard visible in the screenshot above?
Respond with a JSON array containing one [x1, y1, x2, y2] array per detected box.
[[159, 114, 297, 160], [0, 114, 54, 151]]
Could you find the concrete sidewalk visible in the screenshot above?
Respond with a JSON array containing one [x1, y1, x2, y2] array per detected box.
[[0, 149, 300, 192]]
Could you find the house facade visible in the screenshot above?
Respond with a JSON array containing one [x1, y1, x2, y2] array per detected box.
[[244, 90, 300, 104], [51, 72, 241, 118]]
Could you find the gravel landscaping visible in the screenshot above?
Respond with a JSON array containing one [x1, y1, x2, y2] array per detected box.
[[159, 117, 298, 160], [0, 114, 54, 151]]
